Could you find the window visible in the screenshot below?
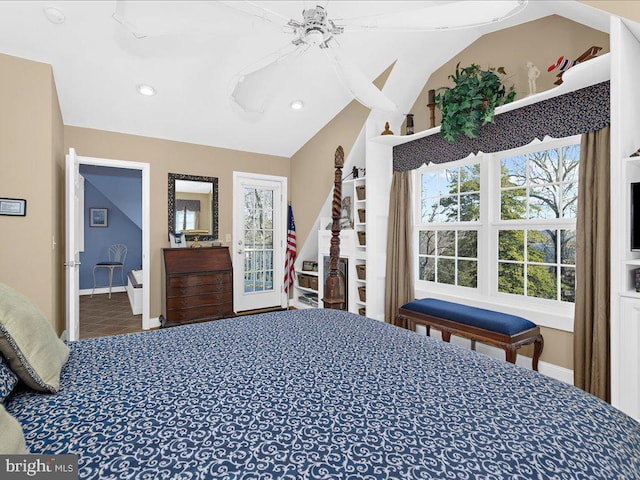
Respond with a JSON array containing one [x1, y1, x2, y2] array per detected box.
[[417, 163, 480, 288], [413, 136, 580, 307], [497, 143, 579, 302]]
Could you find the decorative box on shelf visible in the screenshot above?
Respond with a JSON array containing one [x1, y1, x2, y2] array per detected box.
[[358, 307, 366, 316], [357, 208, 366, 223], [356, 185, 366, 200], [356, 264, 366, 280], [357, 231, 366, 245], [298, 274, 318, 290]]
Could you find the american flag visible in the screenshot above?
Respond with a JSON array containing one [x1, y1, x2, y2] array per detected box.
[[284, 205, 296, 293]]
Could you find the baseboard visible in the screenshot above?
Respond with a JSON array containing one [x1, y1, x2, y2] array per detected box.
[[79, 287, 126, 296], [415, 326, 574, 385], [145, 317, 161, 329]]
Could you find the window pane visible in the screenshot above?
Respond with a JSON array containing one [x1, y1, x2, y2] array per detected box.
[[438, 231, 455, 256], [498, 262, 524, 295], [561, 266, 576, 302], [527, 230, 557, 264], [529, 185, 559, 219], [419, 231, 435, 255], [458, 230, 477, 258], [501, 155, 526, 187], [419, 257, 435, 281], [529, 149, 559, 185], [561, 230, 576, 265], [501, 188, 526, 220], [422, 172, 438, 196], [498, 230, 524, 261], [244, 229, 254, 248], [459, 164, 480, 192], [562, 183, 578, 218], [527, 265, 557, 300], [440, 168, 458, 195], [421, 197, 441, 223], [437, 258, 455, 284], [459, 193, 480, 221], [561, 145, 580, 183], [440, 196, 458, 222], [458, 260, 477, 288]]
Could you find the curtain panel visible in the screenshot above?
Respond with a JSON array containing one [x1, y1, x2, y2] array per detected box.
[[393, 81, 610, 172], [574, 126, 610, 402], [385, 171, 414, 325]]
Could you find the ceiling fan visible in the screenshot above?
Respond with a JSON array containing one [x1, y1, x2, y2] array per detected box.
[[113, 1, 528, 114]]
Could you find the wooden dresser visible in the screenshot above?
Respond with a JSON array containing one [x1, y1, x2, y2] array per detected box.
[[160, 247, 235, 328]]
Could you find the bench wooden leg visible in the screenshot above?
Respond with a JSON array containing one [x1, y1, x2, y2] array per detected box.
[[532, 335, 544, 372], [441, 330, 451, 342], [505, 346, 517, 364]]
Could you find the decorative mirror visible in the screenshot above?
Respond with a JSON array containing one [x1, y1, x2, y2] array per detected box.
[[168, 173, 218, 242]]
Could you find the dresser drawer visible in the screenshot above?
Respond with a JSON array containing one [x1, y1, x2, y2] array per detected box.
[[167, 272, 232, 289], [166, 302, 233, 322], [166, 281, 231, 298], [166, 292, 232, 310]]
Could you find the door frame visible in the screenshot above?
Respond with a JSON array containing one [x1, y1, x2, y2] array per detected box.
[[66, 151, 153, 337], [232, 171, 288, 311]]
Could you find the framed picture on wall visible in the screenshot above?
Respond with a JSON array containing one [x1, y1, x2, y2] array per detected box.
[[90, 208, 108, 227]]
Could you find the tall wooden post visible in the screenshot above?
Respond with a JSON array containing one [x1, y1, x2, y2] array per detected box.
[[323, 146, 345, 310]]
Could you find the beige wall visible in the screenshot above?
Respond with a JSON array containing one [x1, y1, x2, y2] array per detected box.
[[404, 15, 609, 370], [581, 1, 640, 23], [0, 53, 64, 332], [51, 75, 65, 334], [64, 126, 290, 320], [290, 63, 394, 249], [407, 15, 610, 134]]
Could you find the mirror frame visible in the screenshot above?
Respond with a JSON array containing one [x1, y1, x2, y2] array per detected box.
[[168, 172, 219, 242]]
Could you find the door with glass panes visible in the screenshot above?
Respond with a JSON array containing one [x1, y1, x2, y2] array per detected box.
[[233, 172, 287, 312]]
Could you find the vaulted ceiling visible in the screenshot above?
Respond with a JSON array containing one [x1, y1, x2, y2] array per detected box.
[[0, 1, 612, 157]]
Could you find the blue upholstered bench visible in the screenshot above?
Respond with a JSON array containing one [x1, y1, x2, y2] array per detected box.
[[397, 298, 544, 370]]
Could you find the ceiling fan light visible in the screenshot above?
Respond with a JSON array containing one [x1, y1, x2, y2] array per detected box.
[[136, 84, 156, 96], [290, 100, 304, 110]]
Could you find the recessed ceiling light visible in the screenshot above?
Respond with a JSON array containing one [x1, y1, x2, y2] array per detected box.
[[43, 6, 65, 24], [290, 100, 304, 110], [136, 84, 156, 96]]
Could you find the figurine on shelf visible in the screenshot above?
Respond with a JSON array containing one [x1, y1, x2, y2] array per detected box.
[[405, 114, 414, 135], [381, 122, 394, 135]]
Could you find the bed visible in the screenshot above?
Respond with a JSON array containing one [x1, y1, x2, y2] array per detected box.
[[4, 308, 640, 479]]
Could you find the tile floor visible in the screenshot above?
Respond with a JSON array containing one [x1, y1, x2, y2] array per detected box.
[[79, 292, 145, 339]]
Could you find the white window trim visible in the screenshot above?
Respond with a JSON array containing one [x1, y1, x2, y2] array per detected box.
[[413, 136, 580, 333]]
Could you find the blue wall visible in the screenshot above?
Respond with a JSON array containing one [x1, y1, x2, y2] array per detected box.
[[79, 167, 142, 291]]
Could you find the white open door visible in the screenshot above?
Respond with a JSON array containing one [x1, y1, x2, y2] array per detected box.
[[65, 148, 82, 341], [233, 172, 287, 312]]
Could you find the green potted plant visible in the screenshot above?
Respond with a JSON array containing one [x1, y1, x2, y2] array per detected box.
[[436, 63, 516, 143]]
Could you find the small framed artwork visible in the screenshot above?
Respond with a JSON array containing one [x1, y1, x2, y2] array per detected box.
[[90, 208, 108, 227], [0, 198, 27, 216], [302, 261, 318, 272]]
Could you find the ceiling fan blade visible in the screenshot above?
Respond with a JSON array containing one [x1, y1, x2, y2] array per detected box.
[[113, 0, 147, 38], [334, 0, 527, 32], [216, 1, 291, 29], [324, 39, 397, 112], [231, 44, 306, 114]]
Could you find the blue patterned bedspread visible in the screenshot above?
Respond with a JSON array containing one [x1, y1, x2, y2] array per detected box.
[[5, 309, 640, 479]]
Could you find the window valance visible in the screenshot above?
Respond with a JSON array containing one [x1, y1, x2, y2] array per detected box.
[[393, 81, 610, 172], [176, 199, 201, 212]]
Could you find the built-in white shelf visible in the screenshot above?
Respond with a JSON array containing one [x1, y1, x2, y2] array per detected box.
[[296, 286, 318, 294], [296, 269, 319, 276]]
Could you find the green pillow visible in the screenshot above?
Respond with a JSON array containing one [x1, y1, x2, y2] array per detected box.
[[0, 404, 28, 454], [0, 283, 69, 393]]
